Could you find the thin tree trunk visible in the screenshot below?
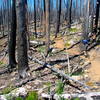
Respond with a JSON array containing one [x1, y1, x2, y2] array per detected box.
[[55, 0, 62, 38], [43, 0, 46, 35], [8, 0, 16, 69], [2, 2, 5, 36], [45, 0, 50, 57], [34, 0, 37, 38], [80, 0, 82, 17], [94, 0, 100, 33], [68, 0, 72, 28], [16, 0, 29, 78]]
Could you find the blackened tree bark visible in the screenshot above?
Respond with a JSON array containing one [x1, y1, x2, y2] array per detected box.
[[55, 0, 62, 38], [34, 0, 37, 38], [94, 0, 100, 33], [64, 0, 69, 22], [16, 0, 29, 78], [8, 0, 17, 69], [45, 0, 50, 57], [80, 0, 82, 17], [68, 0, 72, 28], [43, 0, 46, 35]]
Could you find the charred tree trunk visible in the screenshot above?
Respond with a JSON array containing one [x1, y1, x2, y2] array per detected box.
[[80, 0, 82, 17], [34, 0, 37, 38], [68, 0, 72, 28], [8, 0, 17, 69], [43, 0, 46, 35], [55, 0, 62, 38], [16, 0, 29, 78], [45, 0, 50, 57], [94, 0, 100, 33]]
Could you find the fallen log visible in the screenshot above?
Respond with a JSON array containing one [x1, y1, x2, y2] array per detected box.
[[28, 56, 90, 89], [30, 40, 55, 47], [30, 40, 45, 47], [71, 62, 91, 75], [0, 34, 7, 39], [15, 72, 52, 87], [48, 42, 98, 65]]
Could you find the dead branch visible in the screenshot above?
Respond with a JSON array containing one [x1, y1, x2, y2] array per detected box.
[[0, 67, 9, 75], [48, 42, 98, 65], [28, 56, 90, 89], [71, 62, 91, 75], [0, 34, 7, 39], [30, 40, 55, 47], [15, 72, 52, 87]]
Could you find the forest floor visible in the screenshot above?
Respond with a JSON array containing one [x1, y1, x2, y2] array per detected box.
[[0, 25, 100, 98]]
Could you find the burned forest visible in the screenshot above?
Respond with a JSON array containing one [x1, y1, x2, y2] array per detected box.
[[0, 0, 100, 100]]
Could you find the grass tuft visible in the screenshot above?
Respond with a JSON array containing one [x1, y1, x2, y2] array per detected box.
[[26, 91, 38, 100]]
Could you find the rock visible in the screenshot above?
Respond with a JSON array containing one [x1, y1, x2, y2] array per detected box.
[[0, 95, 6, 100], [11, 87, 27, 97], [0, 87, 27, 100], [25, 85, 32, 90]]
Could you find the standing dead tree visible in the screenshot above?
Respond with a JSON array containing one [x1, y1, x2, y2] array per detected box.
[[8, 0, 17, 69], [43, 0, 46, 36], [16, 0, 29, 78], [55, 0, 62, 38], [45, 0, 50, 57], [68, 0, 72, 28], [34, 0, 37, 38], [94, 0, 100, 33]]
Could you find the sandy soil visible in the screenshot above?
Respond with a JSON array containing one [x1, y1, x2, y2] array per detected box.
[[88, 49, 100, 82]]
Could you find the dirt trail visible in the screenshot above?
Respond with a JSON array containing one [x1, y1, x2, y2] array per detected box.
[[88, 49, 100, 82], [53, 38, 65, 49], [54, 38, 100, 82]]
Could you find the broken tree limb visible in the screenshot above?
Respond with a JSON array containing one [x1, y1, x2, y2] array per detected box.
[[67, 41, 81, 50], [0, 34, 7, 39], [48, 42, 99, 65], [30, 40, 45, 47], [30, 40, 55, 47], [15, 72, 52, 87], [28, 56, 90, 89], [0, 67, 9, 75], [71, 62, 91, 75]]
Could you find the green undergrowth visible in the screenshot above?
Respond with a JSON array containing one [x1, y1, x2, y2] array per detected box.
[[26, 91, 38, 100], [0, 85, 15, 95], [45, 82, 51, 92], [5, 95, 15, 100], [15, 97, 23, 100], [0, 61, 3, 65], [65, 41, 71, 48], [69, 28, 78, 33], [71, 69, 84, 76], [37, 46, 46, 53], [5, 91, 38, 100], [56, 80, 64, 95], [30, 35, 35, 41]]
